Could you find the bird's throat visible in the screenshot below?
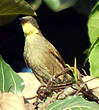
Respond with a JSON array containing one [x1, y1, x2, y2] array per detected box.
[[22, 22, 39, 36]]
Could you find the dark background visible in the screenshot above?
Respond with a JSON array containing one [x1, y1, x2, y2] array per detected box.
[[0, 2, 90, 72]]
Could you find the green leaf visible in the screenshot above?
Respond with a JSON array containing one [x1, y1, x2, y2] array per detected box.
[[87, 1, 99, 77], [0, 0, 34, 15], [74, 57, 78, 83], [0, 0, 35, 26], [65, 64, 73, 72], [28, 0, 42, 10], [0, 55, 24, 94], [46, 95, 99, 110], [44, 0, 78, 12], [89, 42, 99, 77], [88, 1, 99, 44], [84, 37, 99, 66]]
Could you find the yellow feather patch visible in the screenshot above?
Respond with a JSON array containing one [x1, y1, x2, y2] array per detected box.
[[22, 22, 39, 36]]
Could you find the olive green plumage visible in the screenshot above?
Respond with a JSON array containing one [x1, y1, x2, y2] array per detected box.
[[20, 16, 72, 84]]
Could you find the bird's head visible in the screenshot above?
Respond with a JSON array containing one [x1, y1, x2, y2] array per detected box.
[[20, 16, 39, 36]]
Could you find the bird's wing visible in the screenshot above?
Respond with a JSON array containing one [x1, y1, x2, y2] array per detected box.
[[47, 40, 66, 68], [38, 32, 66, 68]]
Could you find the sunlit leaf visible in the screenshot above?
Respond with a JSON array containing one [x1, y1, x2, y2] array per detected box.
[[84, 37, 99, 64], [89, 43, 99, 77], [0, 56, 24, 94], [46, 95, 99, 110], [87, 1, 99, 77], [88, 1, 99, 44]]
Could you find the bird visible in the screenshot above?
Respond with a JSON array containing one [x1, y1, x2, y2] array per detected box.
[[20, 16, 72, 84]]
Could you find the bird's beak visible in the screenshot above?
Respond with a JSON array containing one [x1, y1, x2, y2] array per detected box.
[[19, 17, 27, 24]]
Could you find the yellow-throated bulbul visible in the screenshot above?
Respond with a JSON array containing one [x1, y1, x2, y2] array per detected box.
[[20, 16, 72, 84]]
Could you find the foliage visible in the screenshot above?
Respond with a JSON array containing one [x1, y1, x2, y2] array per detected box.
[[0, 56, 24, 94], [0, 0, 35, 26], [0, 0, 99, 109], [66, 58, 78, 83], [87, 1, 99, 77], [46, 95, 99, 110], [28, 0, 42, 10], [44, 0, 78, 12], [89, 41, 99, 77], [0, 0, 98, 26], [0, 0, 79, 26], [88, 1, 99, 44]]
